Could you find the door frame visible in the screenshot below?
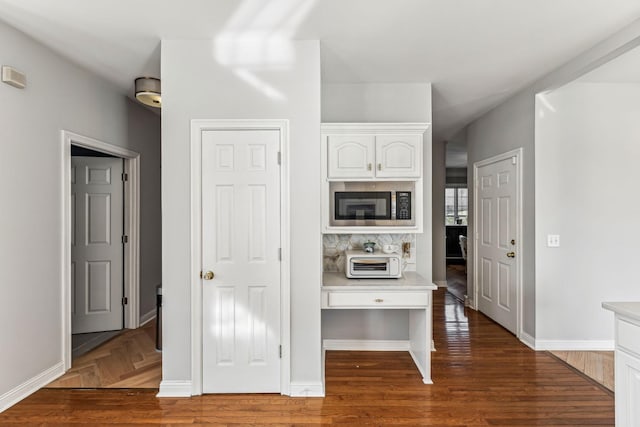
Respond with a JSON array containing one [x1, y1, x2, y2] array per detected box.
[[61, 130, 141, 370], [190, 119, 291, 396], [472, 148, 523, 338]]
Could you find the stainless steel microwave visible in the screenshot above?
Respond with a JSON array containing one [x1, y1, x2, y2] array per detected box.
[[329, 181, 415, 227]]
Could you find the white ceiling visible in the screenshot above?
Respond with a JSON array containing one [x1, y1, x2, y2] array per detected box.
[[1, 0, 639, 144]]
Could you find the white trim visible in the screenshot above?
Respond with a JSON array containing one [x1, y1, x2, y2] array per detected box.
[[472, 148, 524, 339], [535, 340, 615, 351], [434, 280, 447, 288], [0, 362, 64, 413], [409, 350, 434, 385], [321, 122, 431, 133], [519, 331, 536, 350], [139, 308, 157, 326], [157, 380, 193, 397], [61, 130, 141, 370], [289, 382, 325, 397], [323, 339, 410, 351], [189, 119, 291, 396]]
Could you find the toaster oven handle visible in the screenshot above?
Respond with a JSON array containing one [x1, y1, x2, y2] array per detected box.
[[352, 258, 386, 264]]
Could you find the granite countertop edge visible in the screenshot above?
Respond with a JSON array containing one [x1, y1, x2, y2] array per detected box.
[[602, 301, 640, 322]]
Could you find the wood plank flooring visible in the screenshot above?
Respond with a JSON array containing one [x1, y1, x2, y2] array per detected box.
[[550, 350, 614, 391], [446, 263, 467, 303], [1, 289, 614, 425], [46, 320, 161, 388]]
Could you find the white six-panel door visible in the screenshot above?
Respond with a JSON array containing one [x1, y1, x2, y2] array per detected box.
[[201, 130, 281, 393], [71, 156, 124, 334], [476, 155, 518, 335]]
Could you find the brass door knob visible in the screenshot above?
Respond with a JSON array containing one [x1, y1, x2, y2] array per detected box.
[[506, 252, 515, 258], [202, 271, 215, 280]]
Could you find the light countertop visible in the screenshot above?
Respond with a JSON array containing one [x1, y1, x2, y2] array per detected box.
[[323, 271, 437, 291], [602, 302, 640, 322]]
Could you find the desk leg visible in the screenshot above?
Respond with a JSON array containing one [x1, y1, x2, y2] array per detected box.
[[409, 293, 433, 384]]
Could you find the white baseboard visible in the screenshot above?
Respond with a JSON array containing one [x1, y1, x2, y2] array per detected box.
[[323, 339, 410, 351], [289, 382, 325, 397], [534, 339, 615, 351], [0, 362, 65, 413], [139, 308, 156, 326], [519, 331, 536, 350], [434, 280, 447, 288], [157, 380, 192, 397]]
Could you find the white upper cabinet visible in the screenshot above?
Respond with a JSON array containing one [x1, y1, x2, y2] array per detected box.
[[323, 123, 427, 180], [327, 135, 375, 178], [375, 135, 421, 178]]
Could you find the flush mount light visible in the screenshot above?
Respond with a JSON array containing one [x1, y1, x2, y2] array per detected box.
[[134, 77, 161, 108]]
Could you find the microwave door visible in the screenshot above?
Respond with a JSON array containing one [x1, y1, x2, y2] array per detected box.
[[335, 192, 391, 222]]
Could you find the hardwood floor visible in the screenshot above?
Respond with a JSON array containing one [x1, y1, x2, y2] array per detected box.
[[1, 289, 614, 425], [446, 263, 467, 302], [550, 350, 615, 391], [47, 320, 161, 388]]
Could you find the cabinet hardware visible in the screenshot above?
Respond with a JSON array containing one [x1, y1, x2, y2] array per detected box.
[[375, 298, 384, 303], [506, 252, 515, 258], [367, 163, 372, 171], [377, 163, 382, 171], [202, 271, 215, 280]]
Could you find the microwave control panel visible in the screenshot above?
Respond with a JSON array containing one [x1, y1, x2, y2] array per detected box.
[[396, 192, 411, 220]]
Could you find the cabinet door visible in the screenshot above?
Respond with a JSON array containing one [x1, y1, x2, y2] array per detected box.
[[616, 349, 640, 427], [375, 135, 421, 178], [327, 135, 375, 178]]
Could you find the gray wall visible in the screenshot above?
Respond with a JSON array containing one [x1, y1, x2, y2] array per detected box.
[[535, 82, 640, 345], [160, 39, 322, 390], [466, 18, 640, 342], [0, 20, 160, 408], [432, 140, 446, 286], [126, 100, 162, 318]]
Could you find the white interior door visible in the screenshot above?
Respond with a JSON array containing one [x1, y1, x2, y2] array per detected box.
[[201, 129, 281, 393], [475, 154, 518, 334], [71, 156, 124, 334]]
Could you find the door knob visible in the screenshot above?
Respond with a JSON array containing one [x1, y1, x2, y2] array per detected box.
[[506, 252, 515, 258], [202, 271, 215, 280]]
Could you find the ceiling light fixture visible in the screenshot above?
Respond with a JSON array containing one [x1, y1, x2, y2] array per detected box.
[[134, 77, 161, 108]]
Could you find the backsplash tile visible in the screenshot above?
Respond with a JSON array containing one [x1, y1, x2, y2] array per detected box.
[[323, 234, 416, 272]]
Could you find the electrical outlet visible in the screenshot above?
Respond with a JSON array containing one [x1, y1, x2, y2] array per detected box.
[[402, 242, 411, 257]]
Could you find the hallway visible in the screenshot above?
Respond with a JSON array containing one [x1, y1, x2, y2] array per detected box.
[[1, 289, 613, 425]]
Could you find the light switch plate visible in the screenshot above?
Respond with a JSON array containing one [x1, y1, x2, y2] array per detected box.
[[547, 234, 560, 247]]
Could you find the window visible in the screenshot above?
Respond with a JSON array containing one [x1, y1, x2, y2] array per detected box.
[[445, 187, 468, 225]]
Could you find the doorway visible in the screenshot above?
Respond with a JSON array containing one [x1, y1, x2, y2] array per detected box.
[[71, 148, 125, 356], [473, 148, 523, 336], [61, 130, 140, 370]]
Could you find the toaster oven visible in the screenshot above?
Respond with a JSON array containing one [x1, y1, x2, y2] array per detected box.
[[345, 250, 402, 278]]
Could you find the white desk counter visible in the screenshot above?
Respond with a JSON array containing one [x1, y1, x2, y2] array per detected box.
[[322, 271, 436, 384]]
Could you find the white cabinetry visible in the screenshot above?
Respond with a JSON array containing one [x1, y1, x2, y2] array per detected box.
[[323, 123, 428, 181], [327, 135, 375, 178], [322, 272, 437, 384], [321, 123, 429, 234], [602, 302, 640, 427], [327, 133, 422, 179]]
